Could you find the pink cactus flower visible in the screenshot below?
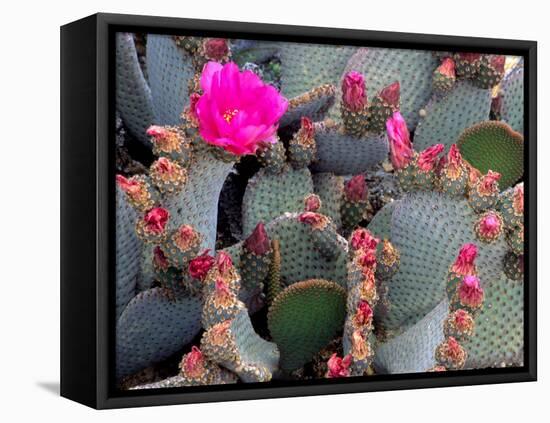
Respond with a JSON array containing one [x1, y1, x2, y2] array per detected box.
[[354, 300, 374, 327], [451, 243, 478, 276], [344, 175, 368, 203], [513, 183, 524, 215], [300, 117, 315, 139], [379, 81, 400, 107], [342, 71, 367, 112], [195, 62, 288, 156], [477, 170, 501, 195], [437, 57, 456, 78], [181, 346, 205, 378], [326, 353, 352, 378], [350, 228, 380, 251], [244, 222, 271, 255], [153, 246, 169, 270], [459, 275, 484, 308], [386, 111, 414, 170], [216, 251, 233, 274], [304, 194, 321, 212], [477, 211, 502, 239], [417, 144, 444, 172], [204, 38, 229, 61], [188, 250, 215, 281], [143, 208, 169, 234]]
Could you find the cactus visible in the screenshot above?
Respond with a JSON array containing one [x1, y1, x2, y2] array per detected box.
[[115, 35, 525, 386], [268, 279, 347, 371]]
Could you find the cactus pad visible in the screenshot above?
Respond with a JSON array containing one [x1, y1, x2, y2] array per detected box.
[[268, 279, 347, 371], [312, 173, 344, 228], [500, 65, 524, 134], [458, 121, 524, 189]]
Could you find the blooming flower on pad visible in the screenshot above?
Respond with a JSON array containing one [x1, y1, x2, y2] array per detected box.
[[195, 62, 288, 156], [386, 111, 414, 170]]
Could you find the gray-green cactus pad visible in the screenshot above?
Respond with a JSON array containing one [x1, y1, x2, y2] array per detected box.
[[116, 288, 202, 379], [116, 187, 141, 320], [242, 165, 313, 237], [414, 81, 492, 151], [379, 191, 509, 335], [311, 122, 389, 175], [367, 200, 398, 240], [500, 65, 524, 134], [278, 42, 357, 99], [312, 173, 344, 228], [115, 33, 155, 145], [279, 85, 335, 128], [375, 299, 448, 374], [146, 35, 195, 125]]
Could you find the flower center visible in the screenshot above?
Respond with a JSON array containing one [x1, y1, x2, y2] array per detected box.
[[223, 109, 239, 123]]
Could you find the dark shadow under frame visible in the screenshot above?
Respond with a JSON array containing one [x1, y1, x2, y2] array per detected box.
[[60, 12, 537, 409]]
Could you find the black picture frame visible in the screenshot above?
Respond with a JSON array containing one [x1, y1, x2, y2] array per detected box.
[[60, 12, 537, 409]]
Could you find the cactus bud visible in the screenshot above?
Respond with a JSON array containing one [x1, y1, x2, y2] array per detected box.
[[459, 275, 484, 309], [147, 125, 181, 153], [351, 330, 371, 360], [353, 300, 374, 328], [298, 212, 329, 229], [216, 251, 233, 275], [188, 250, 215, 281], [289, 117, 317, 168], [513, 183, 524, 215], [451, 243, 478, 276], [153, 246, 170, 271], [144, 208, 169, 233], [356, 248, 377, 272], [350, 228, 380, 252], [184, 92, 201, 125], [244, 222, 271, 256], [376, 239, 400, 280], [433, 58, 456, 94], [342, 71, 367, 112], [490, 55, 506, 74], [417, 144, 444, 172], [116, 174, 156, 212], [326, 353, 352, 378], [203, 38, 229, 61], [344, 175, 368, 203], [436, 336, 466, 369], [475, 210, 503, 242], [304, 193, 322, 212], [379, 81, 400, 108], [386, 111, 414, 170], [150, 157, 187, 194], [478, 170, 501, 196], [438, 57, 456, 78], [444, 309, 475, 340], [300, 116, 315, 139], [180, 346, 206, 379]]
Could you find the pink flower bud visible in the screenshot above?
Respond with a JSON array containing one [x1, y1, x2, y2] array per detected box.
[[342, 71, 367, 112], [181, 346, 205, 378], [143, 207, 169, 234], [298, 212, 326, 227], [354, 300, 374, 327], [459, 275, 484, 308], [300, 116, 315, 139], [490, 55, 505, 73], [204, 38, 229, 61], [174, 225, 199, 250], [153, 246, 169, 270], [350, 228, 380, 251], [146, 125, 169, 138], [326, 353, 352, 378], [344, 175, 368, 203], [244, 222, 271, 256], [451, 243, 478, 276], [417, 144, 444, 172], [216, 251, 233, 274], [437, 57, 456, 78], [304, 194, 321, 212], [386, 111, 414, 170], [116, 175, 144, 199], [452, 309, 474, 333], [478, 170, 501, 196], [477, 211, 503, 240], [152, 157, 176, 175], [513, 183, 524, 215], [357, 248, 377, 271], [445, 337, 465, 361], [188, 93, 201, 121], [379, 81, 400, 107], [188, 250, 215, 281]]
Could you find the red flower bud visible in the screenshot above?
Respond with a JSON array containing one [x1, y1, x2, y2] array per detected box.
[[459, 275, 484, 308], [379, 81, 400, 107], [350, 228, 380, 251], [417, 144, 444, 172], [477, 170, 501, 196], [143, 207, 169, 234], [344, 175, 368, 203], [204, 38, 229, 61], [326, 353, 352, 378], [188, 250, 215, 281], [304, 194, 321, 212], [216, 251, 233, 274], [354, 300, 374, 327], [153, 246, 169, 270], [437, 57, 456, 78], [300, 116, 315, 139], [386, 111, 414, 170], [181, 346, 205, 379], [451, 243, 478, 276], [342, 71, 367, 112], [244, 222, 271, 256]]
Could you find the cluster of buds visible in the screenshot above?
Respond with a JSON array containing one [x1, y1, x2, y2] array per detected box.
[[340, 71, 400, 136], [288, 117, 317, 169], [447, 52, 506, 89]]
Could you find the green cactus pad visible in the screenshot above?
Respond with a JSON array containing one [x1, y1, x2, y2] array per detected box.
[[375, 300, 448, 374], [379, 191, 509, 335], [242, 165, 313, 237], [500, 65, 524, 134], [116, 186, 141, 320], [116, 288, 202, 379], [146, 34, 195, 125], [463, 275, 524, 369], [458, 121, 524, 189], [268, 279, 347, 371], [414, 81, 492, 152], [342, 47, 438, 129], [280, 84, 336, 128], [116, 33, 155, 145], [164, 152, 234, 250], [312, 173, 344, 228], [278, 42, 356, 99], [311, 121, 388, 175]]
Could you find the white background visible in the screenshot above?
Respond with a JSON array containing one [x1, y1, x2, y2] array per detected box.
[[1, 0, 546, 421]]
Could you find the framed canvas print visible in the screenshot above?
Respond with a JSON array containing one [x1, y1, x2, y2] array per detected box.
[[60, 13, 537, 409]]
